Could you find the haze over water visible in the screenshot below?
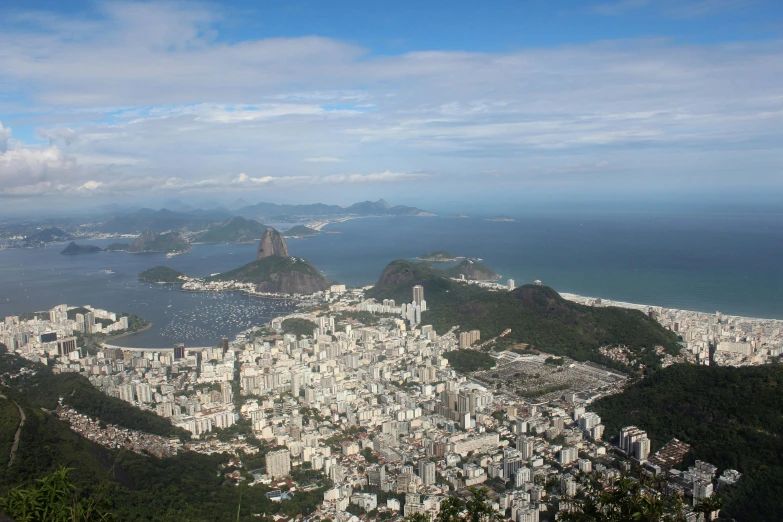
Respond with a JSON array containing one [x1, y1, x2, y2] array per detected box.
[[0, 210, 780, 347]]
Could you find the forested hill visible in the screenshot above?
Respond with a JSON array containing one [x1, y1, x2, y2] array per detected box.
[[594, 364, 783, 522], [366, 260, 680, 368]]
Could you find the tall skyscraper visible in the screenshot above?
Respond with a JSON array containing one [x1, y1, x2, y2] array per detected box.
[[413, 285, 424, 306], [174, 345, 185, 360], [508, 279, 515, 290], [266, 449, 292, 479]]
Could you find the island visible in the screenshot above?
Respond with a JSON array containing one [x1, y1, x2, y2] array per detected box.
[[60, 242, 102, 255], [486, 215, 515, 222], [104, 242, 130, 252], [127, 230, 191, 255], [138, 266, 186, 284], [417, 250, 462, 262], [443, 259, 500, 281], [282, 225, 319, 238], [192, 216, 268, 244]]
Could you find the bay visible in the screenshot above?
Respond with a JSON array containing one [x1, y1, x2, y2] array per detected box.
[[0, 210, 780, 349]]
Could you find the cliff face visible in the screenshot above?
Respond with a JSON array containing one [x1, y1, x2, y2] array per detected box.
[[256, 228, 289, 259]]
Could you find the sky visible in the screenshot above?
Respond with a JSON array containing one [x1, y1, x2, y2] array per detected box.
[[0, 0, 781, 212]]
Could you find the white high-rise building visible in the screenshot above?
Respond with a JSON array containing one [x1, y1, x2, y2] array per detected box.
[[418, 460, 436, 485], [413, 285, 425, 306], [266, 449, 292, 479], [517, 436, 535, 459], [507, 279, 515, 290]]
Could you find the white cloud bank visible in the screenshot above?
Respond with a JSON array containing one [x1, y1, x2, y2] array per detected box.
[[0, 2, 780, 200]]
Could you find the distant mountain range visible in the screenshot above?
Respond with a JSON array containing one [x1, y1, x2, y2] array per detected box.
[[235, 198, 432, 219], [96, 199, 431, 235]]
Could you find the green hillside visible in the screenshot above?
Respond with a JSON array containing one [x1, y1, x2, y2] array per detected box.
[[194, 216, 268, 243], [367, 260, 680, 369], [594, 364, 783, 522]]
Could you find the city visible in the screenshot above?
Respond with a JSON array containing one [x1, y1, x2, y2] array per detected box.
[[2, 279, 773, 521]]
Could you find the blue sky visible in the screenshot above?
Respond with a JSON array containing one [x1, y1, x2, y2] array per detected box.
[[0, 0, 781, 210]]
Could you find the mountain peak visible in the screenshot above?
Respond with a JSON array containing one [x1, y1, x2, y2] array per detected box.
[[256, 228, 289, 259], [377, 198, 391, 209]]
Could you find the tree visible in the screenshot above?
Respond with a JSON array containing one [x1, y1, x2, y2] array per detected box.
[[430, 487, 502, 522], [694, 495, 722, 521], [558, 474, 687, 522]]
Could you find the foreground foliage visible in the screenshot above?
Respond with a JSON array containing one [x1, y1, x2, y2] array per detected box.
[[0, 467, 114, 522]]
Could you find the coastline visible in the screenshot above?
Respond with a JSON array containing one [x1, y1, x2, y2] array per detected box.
[[560, 292, 783, 324]]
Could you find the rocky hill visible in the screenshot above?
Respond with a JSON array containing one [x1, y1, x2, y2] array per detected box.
[[60, 242, 102, 255], [127, 231, 191, 254], [443, 259, 500, 281], [193, 216, 268, 244], [256, 228, 289, 259], [207, 256, 330, 294]]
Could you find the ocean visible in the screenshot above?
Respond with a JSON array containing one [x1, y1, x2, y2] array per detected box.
[[0, 210, 781, 347]]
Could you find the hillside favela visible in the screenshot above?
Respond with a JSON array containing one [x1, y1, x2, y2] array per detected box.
[[0, 2, 782, 522]]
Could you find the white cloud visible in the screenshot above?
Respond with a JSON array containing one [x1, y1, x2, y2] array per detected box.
[[0, 2, 780, 201]]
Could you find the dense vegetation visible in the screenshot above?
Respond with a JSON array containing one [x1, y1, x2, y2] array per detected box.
[[367, 260, 680, 369], [0, 396, 19, 469], [594, 364, 783, 521], [193, 216, 268, 243], [138, 266, 186, 283], [443, 350, 496, 372], [282, 225, 319, 237], [281, 318, 318, 338]]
